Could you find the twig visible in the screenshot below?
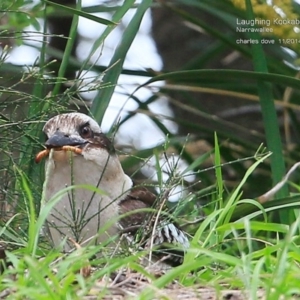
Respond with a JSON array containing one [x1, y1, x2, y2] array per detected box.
[[258, 161, 300, 203]]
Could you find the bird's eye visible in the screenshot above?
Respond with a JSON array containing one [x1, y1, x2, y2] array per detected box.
[[80, 125, 93, 138]]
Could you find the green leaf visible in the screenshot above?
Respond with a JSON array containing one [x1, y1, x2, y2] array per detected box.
[[45, 0, 116, 26], [245, 0, 289, 211], [139, 69, 300, 90], [91, 0, 153, 123]]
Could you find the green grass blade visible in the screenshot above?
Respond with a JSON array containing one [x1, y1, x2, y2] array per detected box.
[[14, 168, 37, 255], [139, 69, 300, 89], [245, 0, 287, 192], [245, 0, 290, 223], [77, 1, 135, 77], [214, 133, 223, 208], [91, 0, 153, 123], [45, 0, 116, 26]]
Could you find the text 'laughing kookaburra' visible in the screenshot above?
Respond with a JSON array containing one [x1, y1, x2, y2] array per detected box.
[[36, 113, 189, 259]]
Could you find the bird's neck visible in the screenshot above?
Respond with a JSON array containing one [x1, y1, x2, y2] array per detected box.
[[45, 155, 133, 202]]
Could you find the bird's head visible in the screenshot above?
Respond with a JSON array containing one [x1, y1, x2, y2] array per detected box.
[[37, 113, 116, 170]]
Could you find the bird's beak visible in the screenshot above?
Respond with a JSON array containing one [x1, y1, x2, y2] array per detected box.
[[35, 131, 87, 163], [45, 131, 87, 149]]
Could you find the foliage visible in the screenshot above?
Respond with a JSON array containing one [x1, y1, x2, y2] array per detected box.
[[1, 0, 300, 298]]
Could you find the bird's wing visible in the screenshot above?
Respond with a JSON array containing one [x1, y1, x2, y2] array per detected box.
[[119, 186, 190, 254], [119, 186, 156, 230]]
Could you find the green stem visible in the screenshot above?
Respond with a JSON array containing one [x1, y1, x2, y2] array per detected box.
[[51, 0, 81, 97]]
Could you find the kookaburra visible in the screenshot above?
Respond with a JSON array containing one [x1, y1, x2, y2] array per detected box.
[[36, 113, 189, 257]]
